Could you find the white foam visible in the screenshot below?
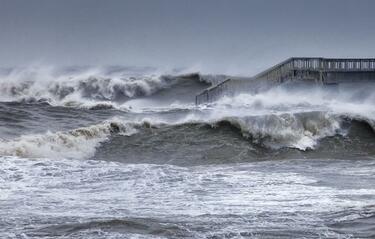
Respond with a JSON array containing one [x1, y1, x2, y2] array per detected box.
[[213, 85, 375, 122], [1, 157, 374, 237]]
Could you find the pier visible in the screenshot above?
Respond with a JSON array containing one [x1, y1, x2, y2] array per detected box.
[[196, 57, 375, 104]]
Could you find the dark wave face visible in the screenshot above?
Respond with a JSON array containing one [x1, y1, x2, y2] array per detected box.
[[0, 67, 375, 238], [94, 118, 375, 166]]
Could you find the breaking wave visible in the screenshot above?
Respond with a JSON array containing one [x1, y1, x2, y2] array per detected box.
[[0, 66, 221, 109], [211, 112, 344, 150], [0, 119, 139, 159], [0, 111, 374, 160], [196, 85, 375, 150]]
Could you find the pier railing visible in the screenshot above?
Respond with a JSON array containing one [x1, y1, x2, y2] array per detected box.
[[196, 57, 375, 104], [195, 78, 249, 105], [255, 58, 375, 82]]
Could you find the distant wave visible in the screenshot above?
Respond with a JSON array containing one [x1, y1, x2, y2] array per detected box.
[[0, 66, 225, 109]]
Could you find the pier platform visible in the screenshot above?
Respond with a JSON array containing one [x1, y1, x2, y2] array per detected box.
[[196, 57, 375, 104]]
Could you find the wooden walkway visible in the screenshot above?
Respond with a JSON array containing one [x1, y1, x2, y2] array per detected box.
[[196, 57, 375, 104]]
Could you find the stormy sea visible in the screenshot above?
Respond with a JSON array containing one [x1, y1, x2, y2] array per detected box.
[[0, 66, 374, 239]]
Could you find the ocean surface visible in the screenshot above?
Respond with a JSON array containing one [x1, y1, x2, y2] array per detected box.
[[0, 66, 374, 238]]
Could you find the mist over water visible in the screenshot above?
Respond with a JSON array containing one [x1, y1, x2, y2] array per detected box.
[[0, 66, 375, 238]]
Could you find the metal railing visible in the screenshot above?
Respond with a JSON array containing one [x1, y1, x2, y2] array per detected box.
[[255, 58, 375, 82]]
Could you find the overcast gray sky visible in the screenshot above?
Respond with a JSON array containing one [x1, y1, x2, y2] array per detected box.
[[1, 0, 374, 74]]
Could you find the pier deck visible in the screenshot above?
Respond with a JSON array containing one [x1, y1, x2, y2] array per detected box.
[[196, 57, 375, 104]]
